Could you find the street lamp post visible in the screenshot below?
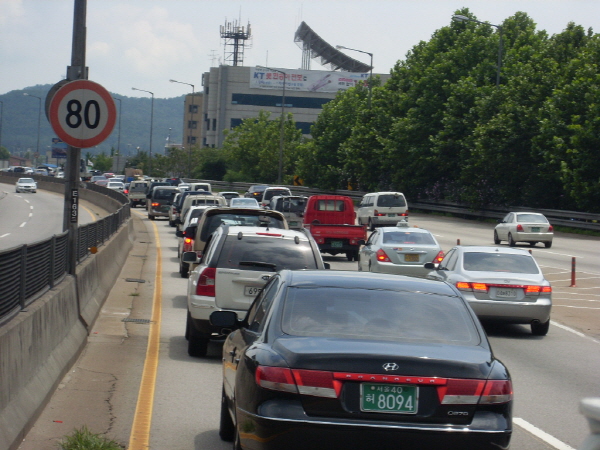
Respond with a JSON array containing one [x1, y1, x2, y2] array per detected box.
[[257, 66, 286, 184], [452, 14, 503, 87], [113, 97, 121, 173], [23, 93, 42, 164], [132, 87, 154, 176], [336, 45, 374, 108], [169, 79, 195, 179]]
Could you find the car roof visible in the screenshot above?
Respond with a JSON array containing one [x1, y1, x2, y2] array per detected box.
[[454, 245, 534, 256], [224, 225, 308, 240], [380, 225, 432, 234], [282, 270, 460, 296], [204, 206, 285, 219]]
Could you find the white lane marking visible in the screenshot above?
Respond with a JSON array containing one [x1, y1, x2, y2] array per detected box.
[[28, 213, 32, 218], [554, 305, 600, 309], [542, 250, 585, 259], [0, 233, 9, 238], [514, 417, 576, 450], [19, 222, 26, 228], [551, 320, 600, 344]]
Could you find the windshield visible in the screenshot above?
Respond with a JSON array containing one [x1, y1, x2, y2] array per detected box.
[[19, 178, 35, 183], [281, 287, 476, 344], [201, 213, 285, 241], [462, 252, 540, 274]]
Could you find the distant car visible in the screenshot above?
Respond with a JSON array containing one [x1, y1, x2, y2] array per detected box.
[[147, 186, 179, 220], [183, 225, 327, 357], [178, 183, 191, 192], [212, 270, 513, 450], [269, 195, 307, 229], [95, 179, 109, 187], [15, 177, 37, 193], [218, 191, 240, 205], [106, 181, 125, 192], [260, 186, 292, 208], [229, 197, 260, 209], [357, 191, 409, 231], [358, 220, 444, 277], [494, 212, 554, 248], [90, 175, 106, 183], [425, 245, 552, 335], [244, 184, 269, 202]]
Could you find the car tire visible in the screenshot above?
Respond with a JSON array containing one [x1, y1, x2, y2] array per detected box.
[[219, 388, 235, 441], [148, 215, 155, 220], [493, 230, 500, 245], [169, 219, 175, 227], [368, 218, 375, 232], [508, 233, 515, 247], [185, 311, 191, 341], [545, 241, 552, 248], [357, 255, 362, 271], [531, 319, 550, 336], [188, 326, 209, 357], [346, 251, 356, 262], [233, 426, 242, 450]]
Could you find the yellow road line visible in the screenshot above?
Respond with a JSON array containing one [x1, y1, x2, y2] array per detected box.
[[80, 204, 98, 222], [128, 215, 162, 449]]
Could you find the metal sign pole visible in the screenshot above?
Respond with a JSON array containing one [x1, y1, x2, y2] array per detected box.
[[64, 0, 87, 274]]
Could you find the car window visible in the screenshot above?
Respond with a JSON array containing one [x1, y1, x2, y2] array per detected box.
[[366, 230, 379, 246], [216, 236, 319, 271], [516, 214, 548, 223], [439, 248, 458, 270], [376, 194, 406, 207], [280, 197, 306, 212], [265, 189, 290, 200], [315, 199, 345, 211], [281, 287, 477, 344], [382, 231, 435, 245], [153, 189, 176, 200], [462, 252, 540, 274], [247, 277, 280, 333], [201, 214, 285, 241]]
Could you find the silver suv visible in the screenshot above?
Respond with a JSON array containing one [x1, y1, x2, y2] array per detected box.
[[183, 225, 327, 357]]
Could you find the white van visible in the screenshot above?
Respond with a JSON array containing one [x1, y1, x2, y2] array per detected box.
[[357, 192, 408, 230], [189, 182, 212, 193]]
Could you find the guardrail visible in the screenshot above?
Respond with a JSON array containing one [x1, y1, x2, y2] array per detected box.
[[0, 174, 130, 325]]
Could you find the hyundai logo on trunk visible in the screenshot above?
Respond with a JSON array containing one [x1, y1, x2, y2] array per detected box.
[[382, 363, 399, 371]]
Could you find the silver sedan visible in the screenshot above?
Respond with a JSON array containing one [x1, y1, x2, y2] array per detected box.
[[358, 223, 444, 278], [425, 245, 552, 335], [15, 177, 37, 193], [494, 211, 554, 248]]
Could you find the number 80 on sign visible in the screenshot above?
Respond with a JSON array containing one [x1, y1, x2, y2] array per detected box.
[[48, 80, 117, 149]]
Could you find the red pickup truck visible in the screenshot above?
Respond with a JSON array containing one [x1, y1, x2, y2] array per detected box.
[[303, 195, 367, 261]]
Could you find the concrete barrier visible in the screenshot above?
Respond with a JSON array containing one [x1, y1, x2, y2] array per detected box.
[[0, 176, 133, 450]]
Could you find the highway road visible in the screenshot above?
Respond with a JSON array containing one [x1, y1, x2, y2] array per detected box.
[[16, 207, 600, 450], [0, 188, 107, 251]]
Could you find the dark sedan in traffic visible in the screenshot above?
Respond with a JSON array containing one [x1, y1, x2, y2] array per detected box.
[[211, 270, 512, 450]]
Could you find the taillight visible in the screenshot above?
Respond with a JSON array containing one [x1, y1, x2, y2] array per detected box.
[[374, 210, 385, 217], [438, 378, 512, 405], [548, 225, 554, 232], [376, 248, 391, 262], [516, 224, 524, 232], [151, 202, 159, 207], [525, 285, 552, 295], [433, 251, 444, 263], [195, 267, 216, 297], [184, 237, 193, 245], [400, 212, 408, 216], [456, 281, 472, 291], [255, 367, 341, 398], [456, 282, 551, 295]]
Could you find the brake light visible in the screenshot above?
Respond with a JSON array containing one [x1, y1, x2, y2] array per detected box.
[[124, 189, 129, 194], [195, 267, 216, 297], [525, 285, 552, 295], [548, 225, 554, 231], [456, 281, 472, 291], [516, 224, 524, 232], [438, 378, 512, 405], [376, 248, 391, 262], [151, 202, 160, 207], [255, 367, 341, 398], [184, 237, 193, 245], [456, 282, 551, 295], [400, 212, 408, 216], [433, 251, 444, 263], [374, 210, 385, 217]]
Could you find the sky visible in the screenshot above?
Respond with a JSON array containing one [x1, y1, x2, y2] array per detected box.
[[3, 0, 600, 99]]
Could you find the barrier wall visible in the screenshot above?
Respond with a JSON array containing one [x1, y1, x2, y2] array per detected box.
[[0, 177, 133, 450]]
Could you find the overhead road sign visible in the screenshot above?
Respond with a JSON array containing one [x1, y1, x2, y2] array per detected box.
[[48, 80, 117, 148]]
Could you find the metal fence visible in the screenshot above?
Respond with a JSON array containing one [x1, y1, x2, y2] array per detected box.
[[0, 180, 130, 325]]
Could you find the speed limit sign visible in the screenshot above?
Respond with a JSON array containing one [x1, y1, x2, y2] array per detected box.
[[48, 79, 117, 148]]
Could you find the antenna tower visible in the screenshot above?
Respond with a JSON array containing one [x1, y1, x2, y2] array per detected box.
[[220, 20, 252, 66]]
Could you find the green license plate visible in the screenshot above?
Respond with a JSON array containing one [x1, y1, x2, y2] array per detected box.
[[360, 383, 418, 414], [289, 221, 298, 227], [531, 227, 540, 232], [331, 240, 343, 248]]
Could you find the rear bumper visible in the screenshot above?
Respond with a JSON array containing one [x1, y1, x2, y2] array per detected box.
[[370, 261, 430, 278], [514, 232, 553, 243], [466, 296, 552, 323], [236, 403, 511, 450]]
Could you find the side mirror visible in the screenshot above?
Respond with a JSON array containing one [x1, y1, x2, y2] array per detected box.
[[423, 262, 436, 270], [182, 251, 199, 264], [358, 240, 366, 246], [210, 310, 239, 328]]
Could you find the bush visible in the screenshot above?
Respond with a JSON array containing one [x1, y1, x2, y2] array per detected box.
[[59, 426, 123, 450]]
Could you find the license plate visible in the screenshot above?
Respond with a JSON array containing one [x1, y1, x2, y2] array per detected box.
[[387, 213, 396, 217], [404, 254, 419, 262], [289, 221, 298, 227], [331, 240, 343, 248], [244, 286, 262, 297], [531, 227, 540, 232], [495, 288, 517, 298], [361, 383, 418, 414]]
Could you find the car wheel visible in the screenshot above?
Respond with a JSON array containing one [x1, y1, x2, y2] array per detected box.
[[545, 241, 552, 248], [179, 262, 189, 278], [169, 219, 175, 227], [368, 261, 372, 272], [185, 311, 191, 341], [508, 233, 515, 247], [148, 215, 155, 220], [357, 255, 362, 271], [368, 218, 375, 232], [219, 388, 235, 441], [531, 319, 550, 336], [188, 326, 209, 357], [493, 230, 500, 245], [346, 251, 355, 262]]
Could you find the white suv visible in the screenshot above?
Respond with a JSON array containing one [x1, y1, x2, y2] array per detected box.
[[182, 225, 327, 357]]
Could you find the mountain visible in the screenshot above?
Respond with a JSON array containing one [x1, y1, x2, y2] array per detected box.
[[0, 84, 185, 159]]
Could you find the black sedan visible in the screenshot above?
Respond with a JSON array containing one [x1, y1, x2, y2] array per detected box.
[[210, 270, 512, 450]]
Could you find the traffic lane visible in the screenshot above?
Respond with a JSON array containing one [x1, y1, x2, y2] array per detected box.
[[486, 321, 600, 449]]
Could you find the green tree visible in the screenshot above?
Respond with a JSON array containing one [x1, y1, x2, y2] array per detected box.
[[92, 152, 113, 172], [0, 146, 9, 160]]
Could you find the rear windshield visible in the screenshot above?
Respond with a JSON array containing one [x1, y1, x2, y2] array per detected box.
[[281, 287, 476, 344], [462, 252, 539, 274], [153, 189, 177, 200], [201, 214, 286, 241], [130, 183, 147, 192], [516, 214, 548, 224], [382, 231, 436, 245], [264, 189, 291, 200], [217, 237, 318, 271], [376, 194, 406, 207], [315, 199, 346, 211], [189, 198, 220, 206], [274, 197, 306, 213]]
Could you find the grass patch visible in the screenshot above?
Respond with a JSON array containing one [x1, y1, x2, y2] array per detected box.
[[59, 426, 123, 450]]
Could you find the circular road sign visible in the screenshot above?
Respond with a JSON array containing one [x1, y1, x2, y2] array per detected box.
[[48, 79, 116, 148]]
